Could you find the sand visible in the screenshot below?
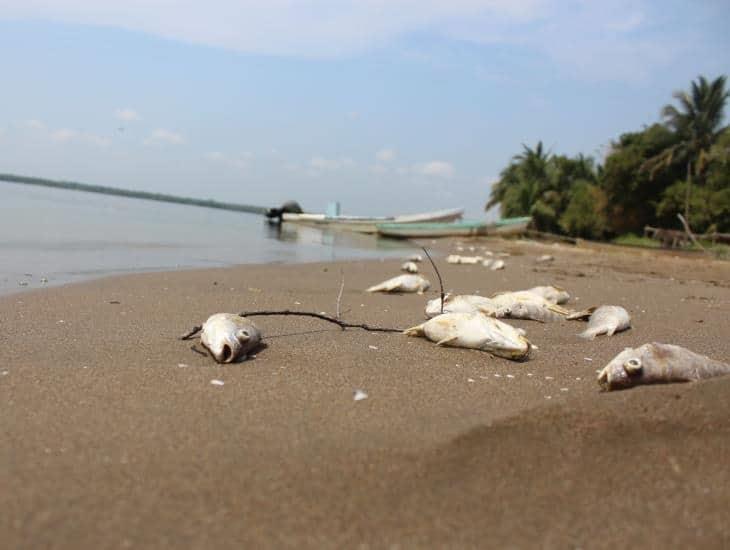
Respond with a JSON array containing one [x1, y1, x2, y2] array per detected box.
[[2, 238, 729, 548]]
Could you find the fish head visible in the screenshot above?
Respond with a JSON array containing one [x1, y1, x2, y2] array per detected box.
[[208, 326, 260, 363], [425, 293, 451, 317], [597, 345, 652, 390], [201, 315, 262, 363], [500, 333, 531, 359]]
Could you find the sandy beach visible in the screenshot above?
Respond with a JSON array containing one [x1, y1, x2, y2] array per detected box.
[[2, 237, 729, 549]]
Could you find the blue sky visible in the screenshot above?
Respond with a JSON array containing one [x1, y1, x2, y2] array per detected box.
[[0, 1, 728, 218]]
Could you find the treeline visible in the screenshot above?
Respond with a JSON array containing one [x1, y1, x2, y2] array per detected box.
[[487, 75, 730, 239], [0, 173, 269, 215]]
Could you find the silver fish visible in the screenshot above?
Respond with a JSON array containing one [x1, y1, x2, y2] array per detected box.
[[404, 312, 530, 360], [424, 294, 507, 318], [447, 255, 483, 265], [597, 343, 730, 391], [577, 305, 630, 339], [489, 291, 571, 322], [366, 274, 431, 294], [407, 254, 423, 262], [527, 285, 570, 305], [490, 259, 505, 271], [200, 313, 262, 363], [401, 261, 419, 273]]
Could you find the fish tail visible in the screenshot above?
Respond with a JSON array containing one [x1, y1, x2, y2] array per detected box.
[[578, 327, 598, 340], [366, 283, 386, 293], [403, 323, 425, 337]]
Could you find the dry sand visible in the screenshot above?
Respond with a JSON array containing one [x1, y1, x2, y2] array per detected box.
[[2, 238, 729, 549]]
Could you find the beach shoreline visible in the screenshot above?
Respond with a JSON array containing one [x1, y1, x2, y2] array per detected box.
[[2, 237, 729, 548]]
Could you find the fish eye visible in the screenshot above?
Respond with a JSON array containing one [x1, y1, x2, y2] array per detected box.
[[624, 357, 642, 374]]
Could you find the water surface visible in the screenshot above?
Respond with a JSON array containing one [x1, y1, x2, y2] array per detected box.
[[0, 183, 411, 295]]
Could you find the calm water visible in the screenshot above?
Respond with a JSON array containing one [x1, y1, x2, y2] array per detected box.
[[0, 183, 413, 295]]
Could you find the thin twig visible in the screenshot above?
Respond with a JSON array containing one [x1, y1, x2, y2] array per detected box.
[[336, 269, 345, 320], [181, 326, 202, 340], [237, 310, 404, 333], [421, 246, 445, 313]]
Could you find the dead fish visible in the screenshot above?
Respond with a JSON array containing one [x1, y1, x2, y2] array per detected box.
[[597, 343, 730, 391], [490, 259, 505, 271], [576, 305, 630, 339], [536, 254, 554, 263], [366, 274, 431, 294], [407, 254, 423, 262], [424, 294, 507, 318], [404, 312, 530, 359], [490, 291, 571, 322], [481, 259, 493, 268], [200, 313, 262, 363], [401, 261, 419, 273], [528, 285, 570, 304], [447, 255, 483, 265]]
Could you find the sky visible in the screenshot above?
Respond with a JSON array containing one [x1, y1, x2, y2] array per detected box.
[[0, 1, 728, 218]]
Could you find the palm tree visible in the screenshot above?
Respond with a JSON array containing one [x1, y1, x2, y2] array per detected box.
[[644, 75, 729, 222], [485, 141, 549, 213]]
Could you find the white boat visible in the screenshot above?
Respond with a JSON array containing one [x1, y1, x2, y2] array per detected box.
[[281, 207, 464, 234]]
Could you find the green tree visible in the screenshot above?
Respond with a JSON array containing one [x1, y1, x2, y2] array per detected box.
[[559, 180, 608, 239], [644, 75, 729, 223], [486, 141, 549, 216], [600, 124, 681, 234]]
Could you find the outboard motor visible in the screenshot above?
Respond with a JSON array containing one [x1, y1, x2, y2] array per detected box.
[[265, 200, 304, 224]]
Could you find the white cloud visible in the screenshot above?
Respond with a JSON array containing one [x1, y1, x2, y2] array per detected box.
[[21, 119, 110, 147], [414, 161, 455, 178], [51, 128, 77, 142], [0, 1, 703, 82], [0, 1, 545, 57], [204, 150, 253, 169], [25, 119, 46, 130], [204, 151, 225, 161], [115, 108, 141, 122], [144, 128, 185, 146], [309, 156, 353, 171], [375, 148, 396, 163]]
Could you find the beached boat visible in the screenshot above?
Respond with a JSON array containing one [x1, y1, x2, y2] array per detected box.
[[376, 216, 532, 239], [377, 220, 489, 238], [280, 207, 464, 234], [491, 216, 533, 236]]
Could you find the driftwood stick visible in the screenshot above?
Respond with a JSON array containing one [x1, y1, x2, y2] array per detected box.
[[421, 246, 445, 313], [181, 326, 202, 340], [336, 269, 345, 320], [677, 213, 708, 253], [236, 310, 404, 333]]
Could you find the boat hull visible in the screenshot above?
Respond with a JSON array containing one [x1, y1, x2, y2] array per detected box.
[[281, 207, 464, 233]]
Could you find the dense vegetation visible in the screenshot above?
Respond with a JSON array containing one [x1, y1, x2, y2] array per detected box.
[[487, 75, 730, 239]]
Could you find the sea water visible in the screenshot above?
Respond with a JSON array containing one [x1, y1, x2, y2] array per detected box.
[[0, 183, 411, 295]]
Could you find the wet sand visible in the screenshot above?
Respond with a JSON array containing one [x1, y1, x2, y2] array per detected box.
[[2, 238, 729, 548]]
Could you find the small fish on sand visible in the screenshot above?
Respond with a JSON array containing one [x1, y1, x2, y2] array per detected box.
[[490, 259, 505, 271], [200, 313, 262, 363], [447, 255, 483, 265], [527, 285, 570, 305], [489, 291, 571, 322], [597, 343, 730, 391], [535, 254, 555, 263], [401, 261, 419, 273], [407, 254, 423, 262], [424, 294, 507, 318], [404, 312, 531, 360], [366, 274, 431, 294], [572, 305, 630, 339]]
